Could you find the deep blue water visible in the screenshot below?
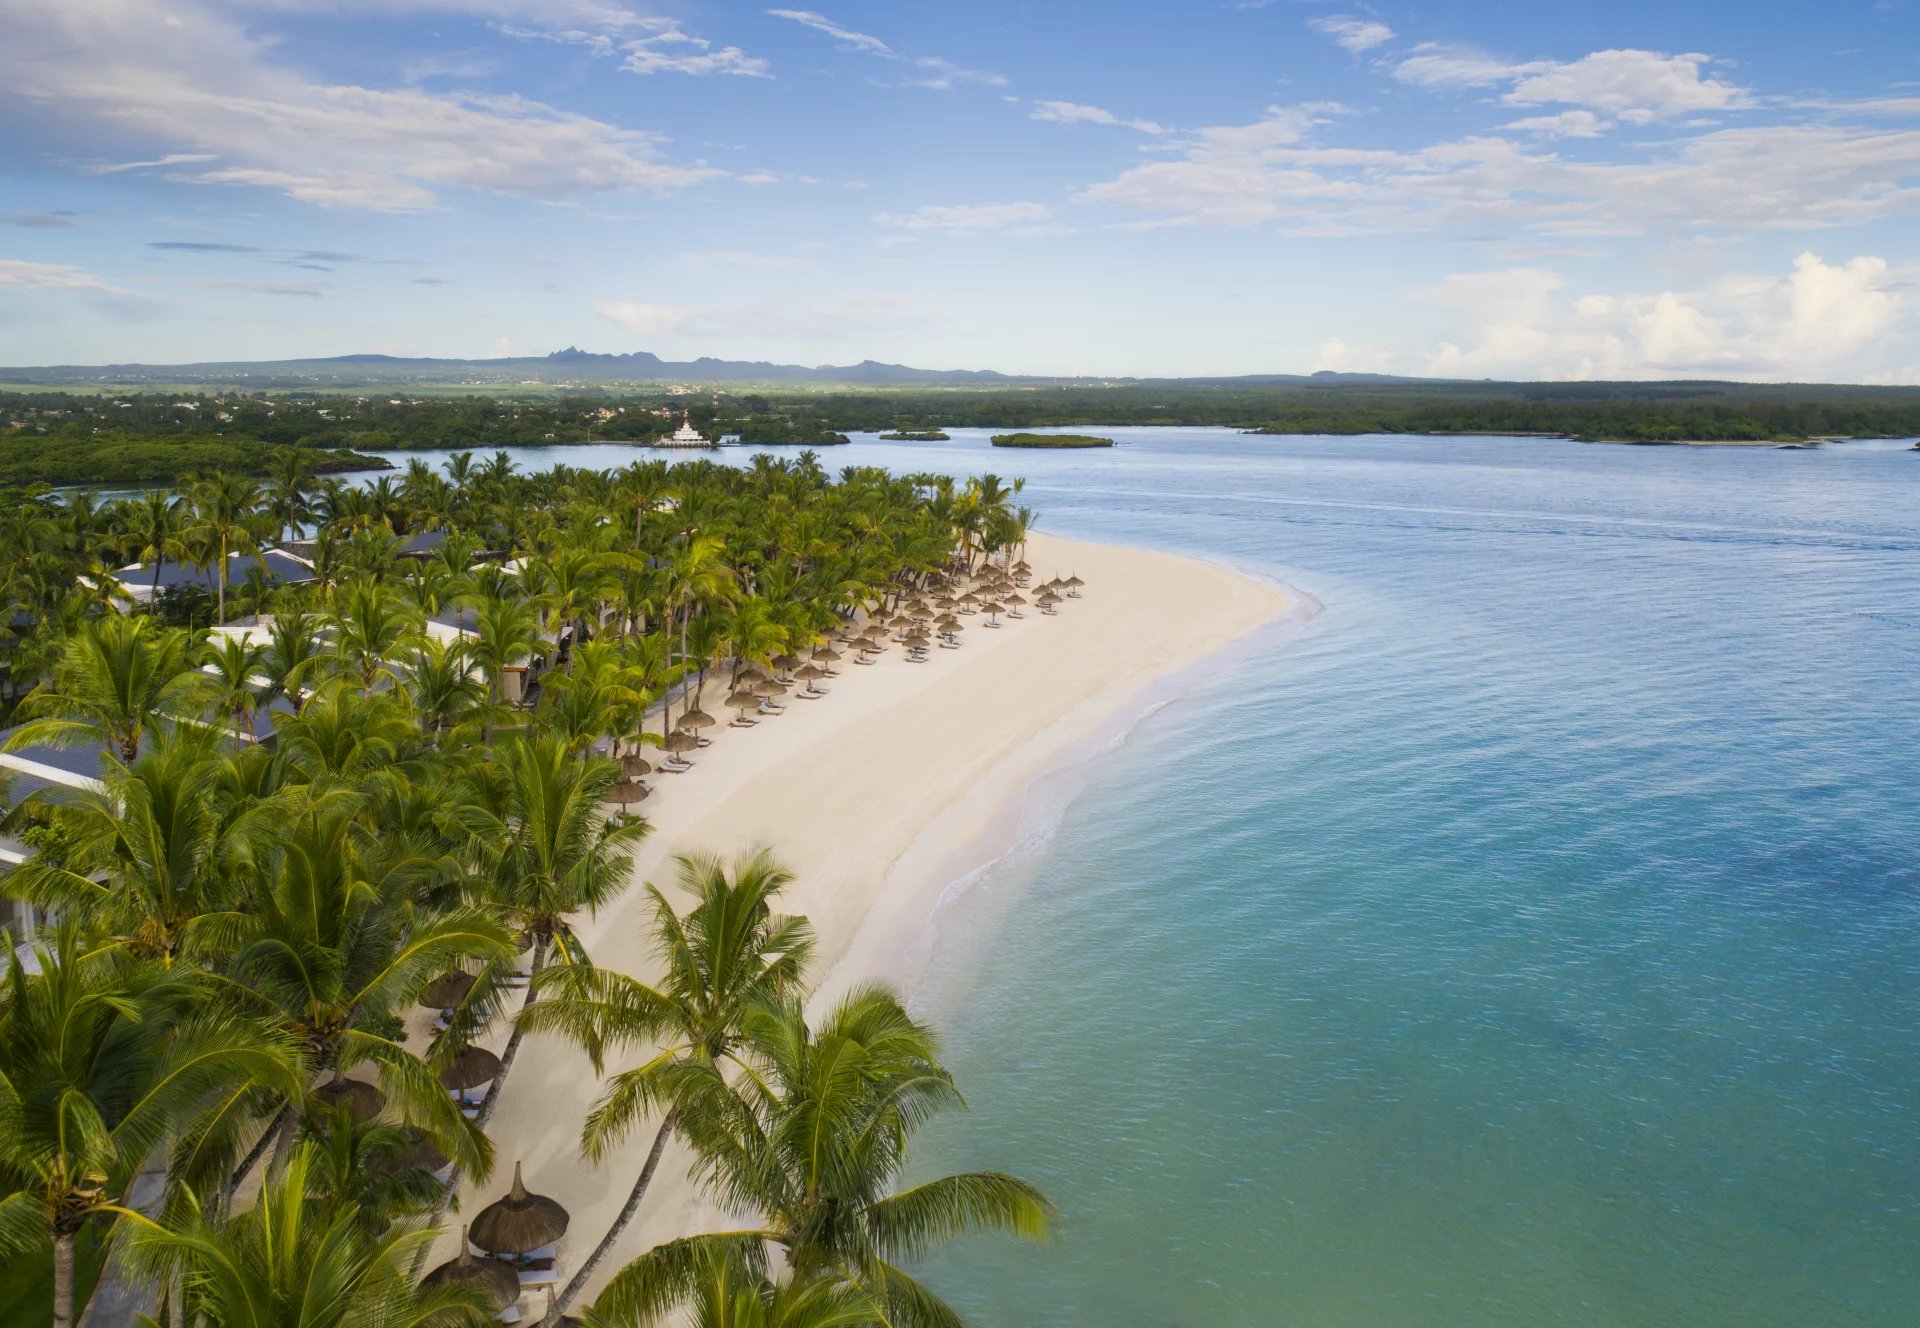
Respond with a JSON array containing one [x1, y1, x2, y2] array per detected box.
[[382, 429, 1920, 1326]]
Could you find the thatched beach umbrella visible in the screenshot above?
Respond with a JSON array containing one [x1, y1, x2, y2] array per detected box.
[[1066, 574, 1085, 593], [725, 687, 760, 717], [471, 1163, 570, 1255], [676, 707, 715, 732], [419, 972, 475, 1010], [316, 1076, 384, 1123], [752, 678, 788, 697], [438, 1045, 502, 1093], [611, 777, 650, 810], [383, 1127, 448, 1176], [772, 653, 803, 673], [663, 730, 699, 755], [424, 1229, 520, 1311], [620, 753, 652, 780]]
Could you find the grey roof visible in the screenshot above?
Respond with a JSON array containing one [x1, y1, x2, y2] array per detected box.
[[121, 550, 315, 593], [399, 529, 448, 557], [0, 725, 113, 787]]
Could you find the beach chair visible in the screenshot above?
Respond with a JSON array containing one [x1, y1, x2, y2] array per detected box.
[[729, 715, 758, 728], [658, 756, 694, 774], [496, 1308, 522, 1325], [851, 653, 876, 666], [518, 1267, 559, 1289]]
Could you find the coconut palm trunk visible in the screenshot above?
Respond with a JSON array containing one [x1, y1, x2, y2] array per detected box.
[[52, 1230, 76, 1328], [541, 1111, 675, 1324]]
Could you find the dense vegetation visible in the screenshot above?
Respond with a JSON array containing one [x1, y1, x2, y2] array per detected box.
[[991, 433, 1114, 449], [878, 430, 950, 441], [7, 380, 1920, 479], [0, 434, 388, 487], [0, 453, 1049, 1327]]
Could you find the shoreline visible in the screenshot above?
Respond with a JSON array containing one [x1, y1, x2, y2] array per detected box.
[[437, 532, 1298, 1305]]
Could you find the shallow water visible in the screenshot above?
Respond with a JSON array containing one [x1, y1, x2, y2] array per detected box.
[[384, 430, 1920, 1326]]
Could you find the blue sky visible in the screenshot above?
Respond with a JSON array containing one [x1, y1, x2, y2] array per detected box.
[[2, 0, 1917, 380]]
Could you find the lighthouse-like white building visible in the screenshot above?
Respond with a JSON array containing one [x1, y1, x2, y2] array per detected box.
[[659, 410, 710, 448]]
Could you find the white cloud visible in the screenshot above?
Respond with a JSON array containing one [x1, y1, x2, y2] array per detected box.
[[1030, 100, 1165, 134], [1308, 17, 1394, 55], [873, 201, 1061, 237], [1502, 110, 1605, 138], [620, 26, 771, 78], [0, 258, 139, 294], [89, 152, 219, 174], [595, 300, 691, 335], [1393, 253, 1911, 379], [1505, 50, 1750, 123], [766, 8, 1003, 91], [4, 0, 722, 211], [765, 9, 892, 56], [1080, 94, 1920, 238], [1393, 44, 1532, 90], [905, 55, 1007, 91]]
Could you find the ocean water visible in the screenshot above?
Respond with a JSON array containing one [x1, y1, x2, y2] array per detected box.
[[380, 430, 1920, 1326]]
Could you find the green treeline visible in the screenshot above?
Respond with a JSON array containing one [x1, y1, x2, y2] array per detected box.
[[0, 435, 388, 486], [6, 380, 1920, 472], [990, 433, 1114, 448]]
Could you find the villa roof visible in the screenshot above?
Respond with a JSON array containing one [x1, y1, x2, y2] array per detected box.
[[120, 549, 317, 594]]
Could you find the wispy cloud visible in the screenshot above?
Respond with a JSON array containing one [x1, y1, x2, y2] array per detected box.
[[765, 9, 893, 56], [89, 152, 219, 175], [874, 201, 1063, 238], [1030, 100, 1165, 134], [499, 19, 771, 77], [767, 8, 1004, 90], [0, 259, 141, 296], [1308, 17, 1395, 55], [0, 211, 83, 229], [183, 279, 327, 298], [149, 240, 262, 253]]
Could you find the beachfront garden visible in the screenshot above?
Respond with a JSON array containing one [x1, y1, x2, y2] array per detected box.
[[0, 451, 1061, 1328]]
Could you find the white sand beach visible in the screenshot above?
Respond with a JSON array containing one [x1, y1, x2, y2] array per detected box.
[[432, 532, 1292, 1303]]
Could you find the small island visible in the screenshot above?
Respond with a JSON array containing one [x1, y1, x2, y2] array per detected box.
[[880, 429, 950, 441], [991, 432, 1114, 449]]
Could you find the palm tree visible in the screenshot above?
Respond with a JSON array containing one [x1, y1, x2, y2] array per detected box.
[[450, 735, 648, 1131], [609, 986, 1054, 1328], [0, 927, 303, 1328], [197, 633, 270, 741], [517, 850, 814, 1322], [265, 448, 317, 545], [398, 636, 490, 748], [185, 473, 263, 624], [123, 489, 185, 598], [219, 787, 508, 1181], [583, 1240, 877, 1328], [329, 579, 424, 693], [7, 614, 201, 762], [3, 730, 270, 965], [468, 591, 542, 736], [114, 1142, 491, 1328]]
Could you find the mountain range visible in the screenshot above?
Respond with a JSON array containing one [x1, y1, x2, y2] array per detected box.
[[0, 347, 1378, 390]]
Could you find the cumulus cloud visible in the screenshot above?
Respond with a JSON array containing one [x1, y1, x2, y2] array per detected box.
[[873, 201, 1062, 238], [1403, 253, 1910, 379], [1505, 50, 1750, 122], [3, 0, 721, 211], [1080, 93, 1920, 238], [1030, 100, 1165, 134], [1309, 17, 1395, 55]]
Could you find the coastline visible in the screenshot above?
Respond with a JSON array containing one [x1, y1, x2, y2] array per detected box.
[[435, 531, 1296, 1302]]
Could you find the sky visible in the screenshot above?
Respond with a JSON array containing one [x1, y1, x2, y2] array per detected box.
[[2, 0, 1918, 381]]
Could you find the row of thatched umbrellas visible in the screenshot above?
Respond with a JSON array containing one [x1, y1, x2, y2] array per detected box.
[[410, 558, 1085, 1318]]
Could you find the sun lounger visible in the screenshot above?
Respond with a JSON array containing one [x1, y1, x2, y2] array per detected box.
[[851, 654, 876, 665], [517, 1267, 559, 1288], [729, 716, 758, 728], [497, 1308, 522, 1324], [983, 620, 1001, 628], [796, 688, 825, 697], [938, 640, 960, 649], [658, 757, 693, 773]]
